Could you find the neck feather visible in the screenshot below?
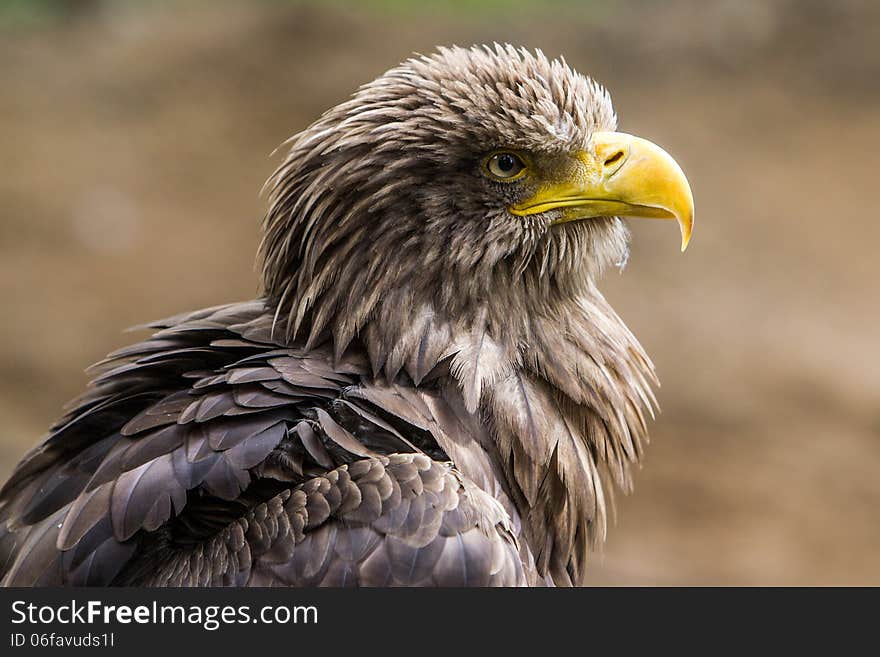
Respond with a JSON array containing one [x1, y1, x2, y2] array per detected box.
[[269, 271, 657, 586]]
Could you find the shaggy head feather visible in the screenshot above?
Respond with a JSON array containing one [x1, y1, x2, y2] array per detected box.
[[261, 45, 630, 349]]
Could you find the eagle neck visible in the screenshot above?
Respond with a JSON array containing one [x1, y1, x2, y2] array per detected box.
[[351, 278, 657, 586]]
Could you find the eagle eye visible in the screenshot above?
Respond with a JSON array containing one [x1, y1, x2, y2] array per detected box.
[[484, 152, 526, 181]]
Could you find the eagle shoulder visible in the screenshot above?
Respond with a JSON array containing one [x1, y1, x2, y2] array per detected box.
[[0, 301, 528, 586]]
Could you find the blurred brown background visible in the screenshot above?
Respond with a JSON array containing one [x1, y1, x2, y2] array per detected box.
[[1, 0, 878, 585]]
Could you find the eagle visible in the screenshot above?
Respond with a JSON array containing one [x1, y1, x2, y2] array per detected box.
[[0, 45, 693, 587]]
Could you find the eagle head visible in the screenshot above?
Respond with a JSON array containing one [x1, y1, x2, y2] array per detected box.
[[261, 44, 693, 357]]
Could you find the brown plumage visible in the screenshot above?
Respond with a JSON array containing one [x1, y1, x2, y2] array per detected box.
[[0, 45, 693, 586]]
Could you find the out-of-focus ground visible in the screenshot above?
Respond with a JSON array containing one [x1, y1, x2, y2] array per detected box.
[[1, 0, 879, 585]]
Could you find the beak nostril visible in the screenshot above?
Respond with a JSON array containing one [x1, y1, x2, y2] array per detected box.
[[604, 150, 625, 167]]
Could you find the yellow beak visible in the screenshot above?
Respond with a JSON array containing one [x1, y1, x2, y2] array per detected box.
[[510, 131, 694, 251]]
